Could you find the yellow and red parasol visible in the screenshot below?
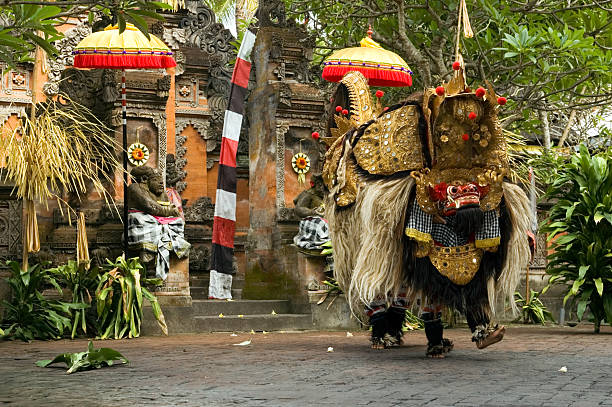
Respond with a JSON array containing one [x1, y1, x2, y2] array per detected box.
[[72, 23, 176, 256], [322, 28, 412, 87], [73, 23, 176, 70]]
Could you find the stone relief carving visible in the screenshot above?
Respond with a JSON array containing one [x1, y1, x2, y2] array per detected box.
[[44, 22, 92, 97], [112, 110, 167, 183], [276, 120, 290, 209], [184, 197, 215, 223], [189, 245, 210, 271], [0, 105, 26, 127], [175, 118, 212, 192]]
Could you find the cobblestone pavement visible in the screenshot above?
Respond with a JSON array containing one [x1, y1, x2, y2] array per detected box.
[[0, 325, 611, 407]]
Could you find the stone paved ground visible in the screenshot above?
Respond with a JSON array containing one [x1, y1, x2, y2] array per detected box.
[[0, 325, 611, 407]]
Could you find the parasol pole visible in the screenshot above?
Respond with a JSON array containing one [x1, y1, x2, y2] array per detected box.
[[122, 69, 129, 257]]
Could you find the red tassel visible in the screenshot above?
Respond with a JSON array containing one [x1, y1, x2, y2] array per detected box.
[[322, 65, 412, 87], [73, 54, 177, 69]]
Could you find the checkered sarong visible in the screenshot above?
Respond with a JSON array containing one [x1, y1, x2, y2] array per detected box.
[[293, 216, 330, 250], [405, 200, 500, 248], [128, 211, 191, 280]]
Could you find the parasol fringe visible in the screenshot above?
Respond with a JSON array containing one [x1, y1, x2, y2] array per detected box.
[[322, 65, 412, 87]]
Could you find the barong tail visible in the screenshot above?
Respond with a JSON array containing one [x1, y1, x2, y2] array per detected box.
[[128, 211, 191, 280]]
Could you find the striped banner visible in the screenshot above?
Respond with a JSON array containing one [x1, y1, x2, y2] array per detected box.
[[209, 30, 256, 298]]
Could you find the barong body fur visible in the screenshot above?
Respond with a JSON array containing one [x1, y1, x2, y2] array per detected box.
[[326, 173, 532, 318]]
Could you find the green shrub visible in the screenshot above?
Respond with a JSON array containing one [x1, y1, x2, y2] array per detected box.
[[1, 261, 87, 341], [514, 290, 555, 324], [48, 260, 101, 339], [96, 257, 167, 339], [542, 145, 612, 333]]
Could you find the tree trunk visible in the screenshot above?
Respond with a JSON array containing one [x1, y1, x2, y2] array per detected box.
[[538, 109, 551, 150]]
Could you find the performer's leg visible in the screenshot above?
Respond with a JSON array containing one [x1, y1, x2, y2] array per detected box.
[[466, 304, 505, 349], [386, 295, 409, 346], [422, 305, 451, 358], [366, 301, 387, 349]]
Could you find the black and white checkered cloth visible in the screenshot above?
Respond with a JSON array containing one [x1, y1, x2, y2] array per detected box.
[[128, 211, 191, 280], [406, 199, 500, 247], [294, 216, 330, 250]]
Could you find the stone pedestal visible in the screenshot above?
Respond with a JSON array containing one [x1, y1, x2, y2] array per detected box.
[[296, 250, 327, 290], [154, 255, 192, 306]]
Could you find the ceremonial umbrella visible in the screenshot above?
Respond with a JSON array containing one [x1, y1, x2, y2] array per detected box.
[[322, 28, 412, 87], [72, 23, 176, 256]]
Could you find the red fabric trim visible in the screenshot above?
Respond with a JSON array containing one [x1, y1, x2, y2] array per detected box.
[[322, 66, 412, 87], [212, 216, 235, 248], [73, 54, 176, 69], [231, 58, 251, 89], [219, 138, 238, 168]]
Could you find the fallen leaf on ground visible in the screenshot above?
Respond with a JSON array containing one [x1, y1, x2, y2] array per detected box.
[[346, 332, 353, 337], [327, 347, 334, 352], [271, 310, 277, 315], [559, 366, 568, 373], [218, 313, 224, 318], [230, 333, 238, 337], [233, 340, 252, 346]]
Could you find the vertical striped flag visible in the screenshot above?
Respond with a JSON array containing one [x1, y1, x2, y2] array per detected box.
[[208, 30, 256, 299]]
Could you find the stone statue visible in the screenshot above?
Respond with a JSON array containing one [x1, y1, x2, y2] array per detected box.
[[293, 173, 329, 251], [127, 166, 190, 280], [128, 166, 179, 218], [293, 173, 325, 218], [165, 154, 185, 219]]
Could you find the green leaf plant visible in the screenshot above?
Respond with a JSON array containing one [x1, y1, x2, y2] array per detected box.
[[48, 261, 101, 339], [0, 261, 88, 341], [541, 145, 612, 333], [95, 257, 168, 339], [36, 340, 128, 374], [514, 290, 555, 324]]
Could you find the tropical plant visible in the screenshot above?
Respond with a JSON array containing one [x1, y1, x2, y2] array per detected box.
[[404, 310, 424, 331], [541, 145, 612, 333], [514, 290, 555, 325], [284, 0, 612, 146], [0, 1, 175, 67], [96, 257, 167, 339], [36, 340, 129, 374], [48, 261, 101, 339], [0, 261, 87, 341]]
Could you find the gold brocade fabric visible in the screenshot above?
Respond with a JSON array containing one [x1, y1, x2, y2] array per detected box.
[[353, 104, 424, 175], [429, 243, 483, 286]]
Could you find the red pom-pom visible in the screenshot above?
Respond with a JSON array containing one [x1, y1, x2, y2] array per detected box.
[[375, 90, 384, 98], [497, 96, 507, 105], [342, 109, 348, 115], [435, 86, 445, 96], [452, 61, 461, 70], [475, 87, 486, 98], [335, 105, 342, 112], [383, 107, 389, 111], [468, 112, 477, 120], [462, 133, 470, 141], [311, 131, 320, 140]]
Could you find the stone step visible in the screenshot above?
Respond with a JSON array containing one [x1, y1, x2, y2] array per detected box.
[[190, 287, 243, 300], [193, 314, 313, 332], [192, 299, 291, 316], [189, 274, 245, 289]]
